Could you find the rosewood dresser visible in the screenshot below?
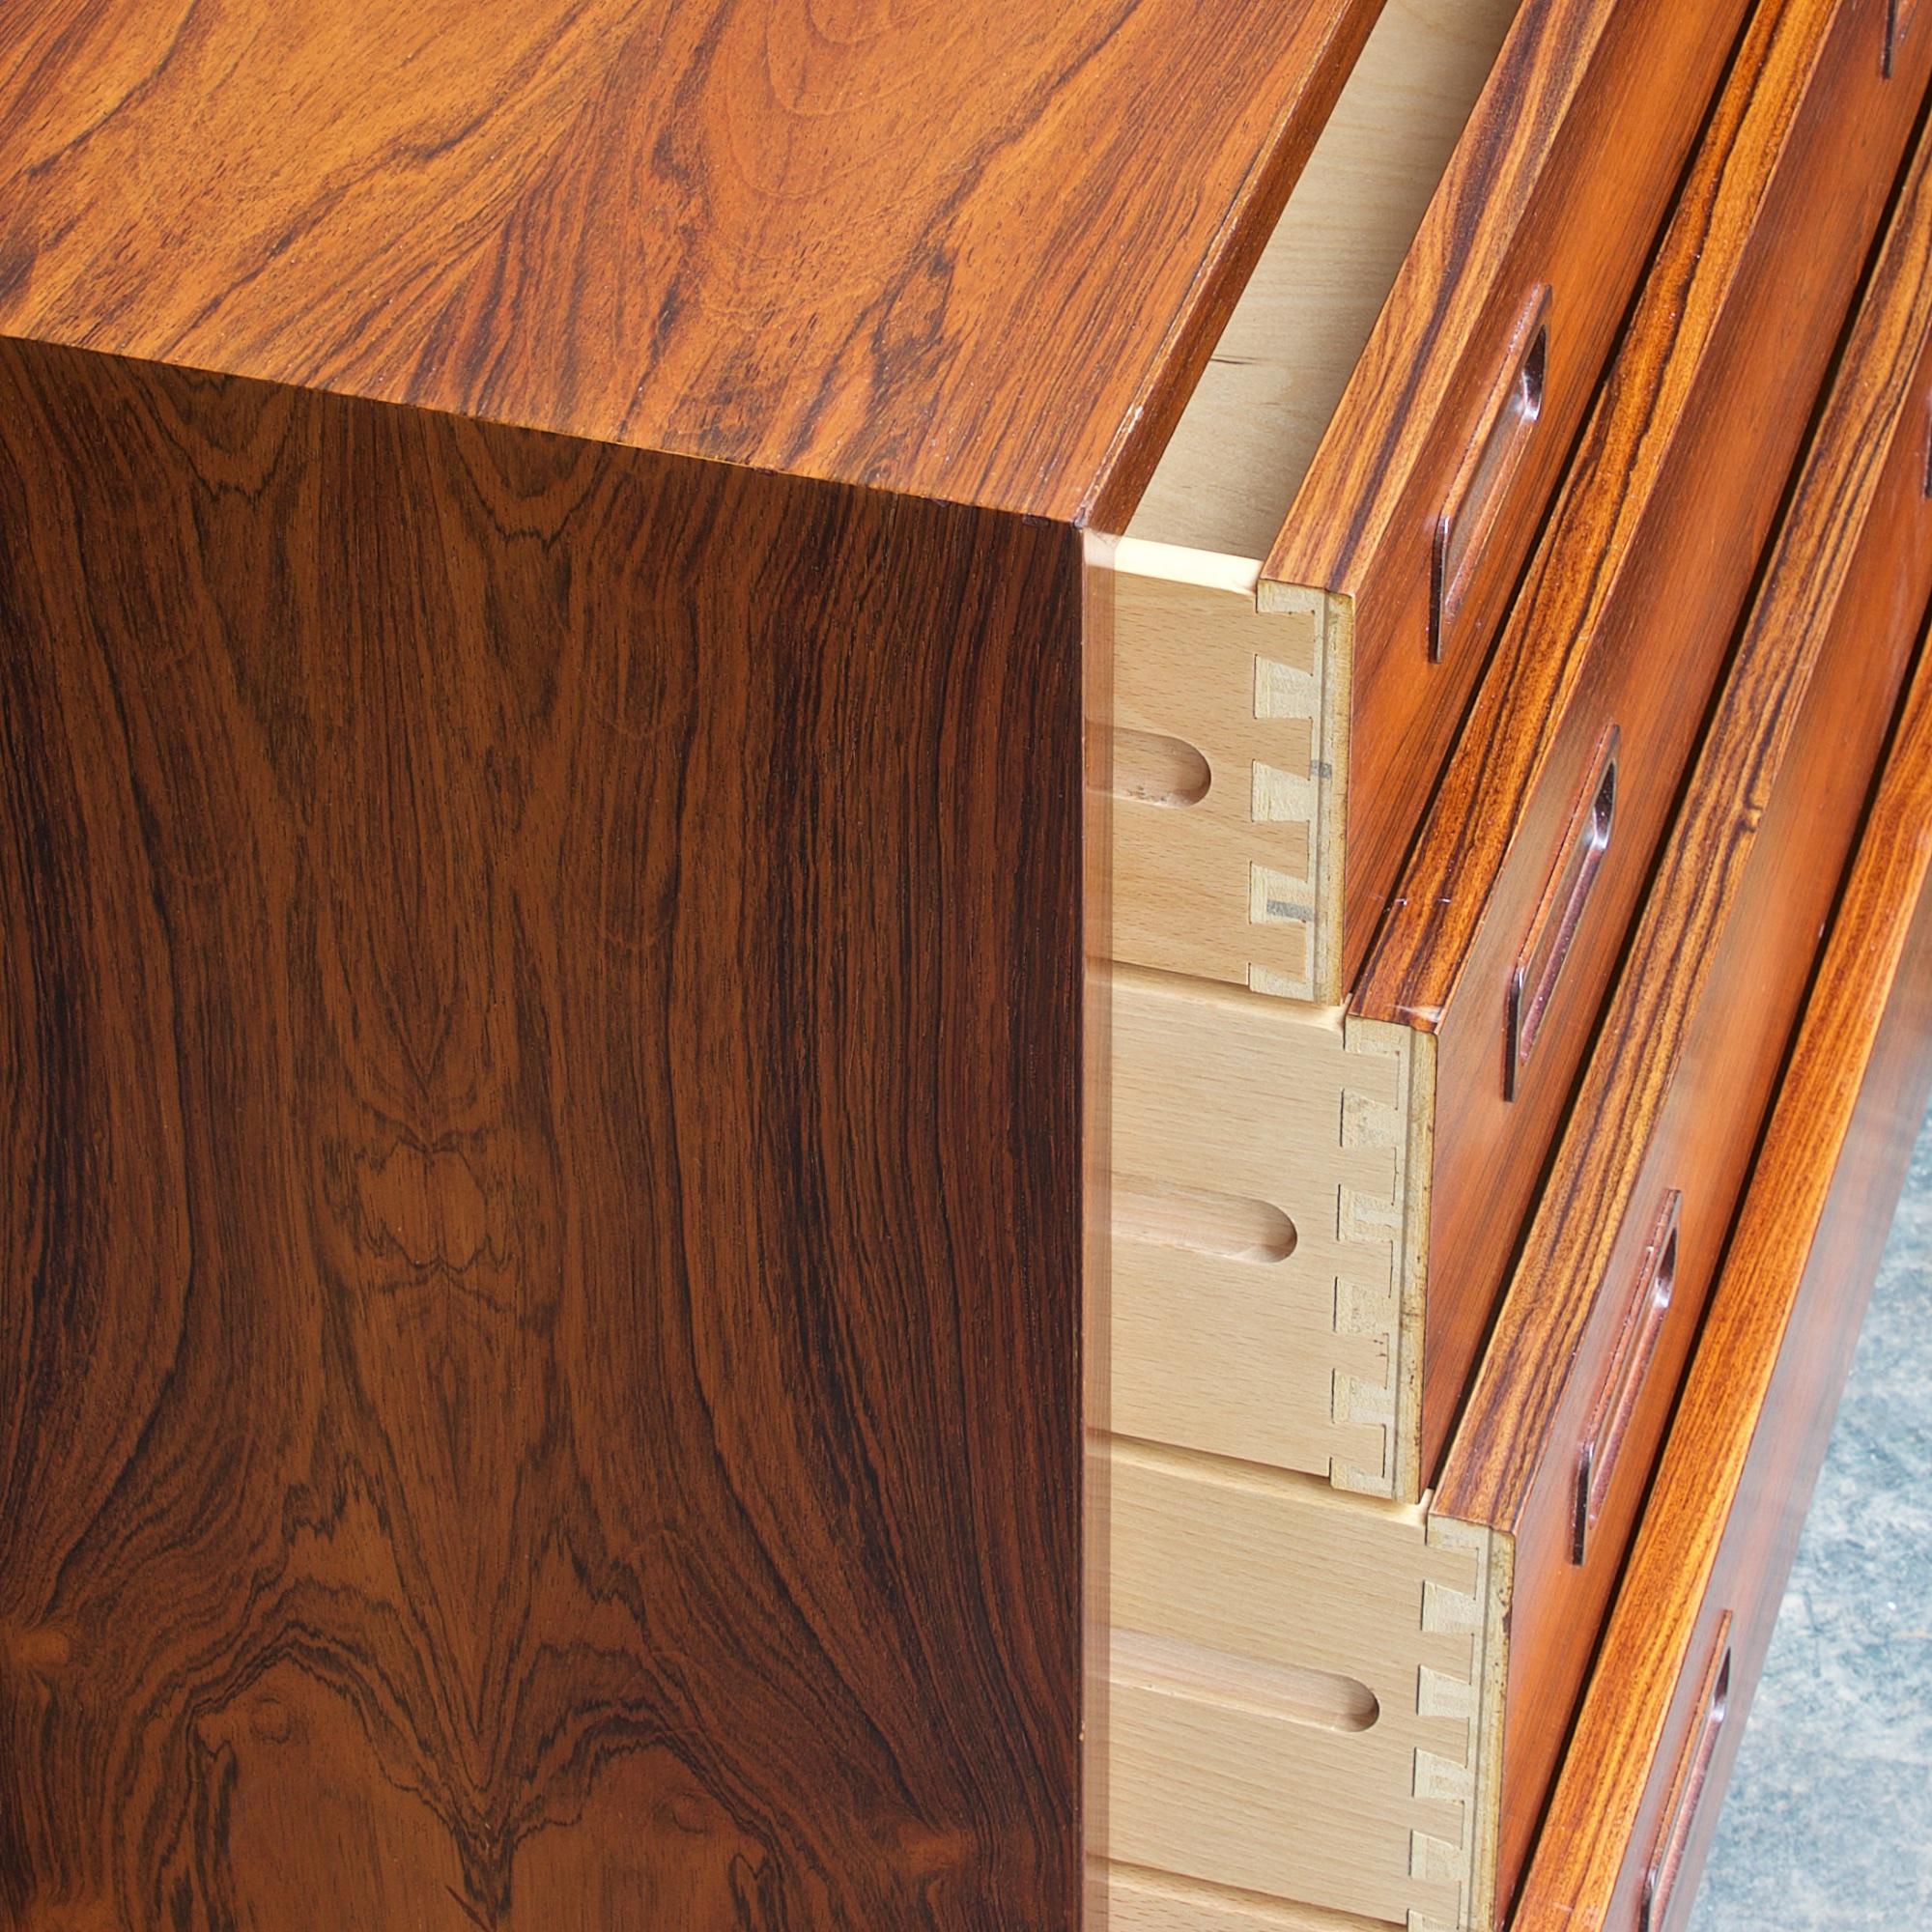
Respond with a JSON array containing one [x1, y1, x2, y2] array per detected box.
[[1, 2, 1927, 1929]]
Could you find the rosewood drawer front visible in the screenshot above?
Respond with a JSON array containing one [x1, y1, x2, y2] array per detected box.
[[1106, 0, 1930, 1510], [1102, 0, 1746, 1004], [1094, 69, 1932, 1932], [1354, 0, 1932, 1486], [1432, 127, 1932, 1913], [1510, 637, 1932, 1932]]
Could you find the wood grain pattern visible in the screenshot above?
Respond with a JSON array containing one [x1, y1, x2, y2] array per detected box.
[[1509, 624, 1932, 1932], [1102, 547, 1330, 1000], [1269, 0, 1752, 986], [1118, 0, 1751, 1002], [1353, 0, 1931, 1480], [0, 338, 1085, 1930], [1429, 99, 1932, 1909], [0, 0, 1384, 526], [1082, 532, 1116, 1932]]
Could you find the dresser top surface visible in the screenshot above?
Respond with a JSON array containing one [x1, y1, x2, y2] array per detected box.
[[0, 0, 1379, 521]]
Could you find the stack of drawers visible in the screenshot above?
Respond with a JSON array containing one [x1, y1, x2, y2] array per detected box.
[[1094, 1, 1932, 1927]]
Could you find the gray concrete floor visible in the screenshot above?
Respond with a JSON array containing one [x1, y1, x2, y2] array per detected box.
[[1688, 1104, 1932, 1929]]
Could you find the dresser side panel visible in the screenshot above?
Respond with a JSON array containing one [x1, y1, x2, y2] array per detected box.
[[0, 340, 1086, 1929]]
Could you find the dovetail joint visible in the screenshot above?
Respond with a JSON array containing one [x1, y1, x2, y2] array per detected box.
[[1331, 1018, 1430, 1497], [1408, 1517, 1511, 1932], [1251, 583, 1352, 1004]]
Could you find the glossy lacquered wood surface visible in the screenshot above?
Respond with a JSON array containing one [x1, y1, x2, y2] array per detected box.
[[1267, 0, 1750, 984], [1353, 0, 1931, 1479], [0, 0, 1385, 526], [1431, 99, 1932, 1910], [1509, 625, 1932, 1932], [0, 340, 1085, 1929]]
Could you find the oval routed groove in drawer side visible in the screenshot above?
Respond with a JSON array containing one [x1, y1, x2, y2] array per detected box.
[[1111, 1175, 1299, 1266], [1108, 0, 1745, 1006], [1109, 1628, 1380, 1735], [1110, 729, 1215, 811], [1508, 634, 1932, 1932], [1350, 0, 1932, 1496]]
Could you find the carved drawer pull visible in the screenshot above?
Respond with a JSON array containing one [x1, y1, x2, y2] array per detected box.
[[1508, 724, 1619, 1098], [1889, 0, 1922, 76], [1433, 284, 1551, 662], [1641, 1615, 1733, 1932], [1575, 1190, 1680, 1565]]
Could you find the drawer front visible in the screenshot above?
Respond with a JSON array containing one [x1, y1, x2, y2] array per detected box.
[[1109, 970, 1429, 1496], [1507, 634, 1932, 1932], [1113, 0, 1925, 1510], [1270, 0, 1751, 992], [1356, 0, 1932, 1480], [1108, 0, 1747, 1006], [1098, 1444, 1509, 1932], [1484, 348, 1932, 1901]]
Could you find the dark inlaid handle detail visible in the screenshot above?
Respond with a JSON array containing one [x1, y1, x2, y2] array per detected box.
[[1432, 284, 1550, 663], [1640, 1615, 1733, 1932], [1574, 1189, 1680, 1565], [1507, 724, 1619, 1098]]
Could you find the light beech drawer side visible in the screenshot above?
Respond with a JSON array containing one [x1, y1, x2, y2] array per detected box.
[[1109, 551, 1345, 1004], [1110, 969, 1431, 1498], [1098, 1445, 1511, 1932]]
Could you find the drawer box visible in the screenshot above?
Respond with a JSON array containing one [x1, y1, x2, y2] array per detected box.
[[1103, 0, 1748, 1002], [1107, 0, 1929, 1503], [1108, 971, 1431, 1493], [1095, 88, 1932, 1932], [1509, 631, 1932, 1932]]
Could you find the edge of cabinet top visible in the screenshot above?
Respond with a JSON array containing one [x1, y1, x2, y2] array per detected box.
[[0, 0, 1385, 523]]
